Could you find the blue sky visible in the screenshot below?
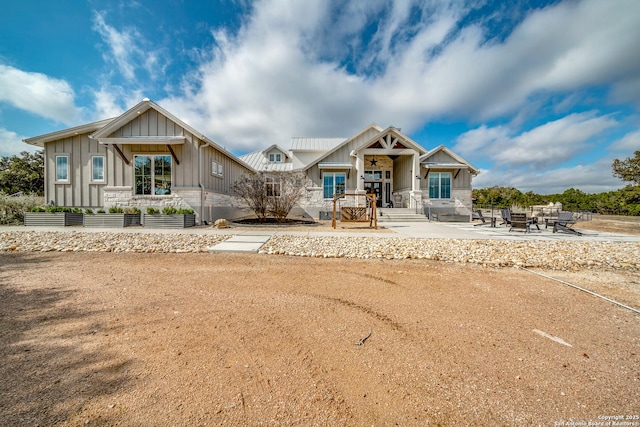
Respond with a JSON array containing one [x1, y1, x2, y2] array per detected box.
[[1, 0, 639, 194]]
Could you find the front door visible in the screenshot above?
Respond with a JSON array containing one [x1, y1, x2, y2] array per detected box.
[[365, 181, 383, 207]]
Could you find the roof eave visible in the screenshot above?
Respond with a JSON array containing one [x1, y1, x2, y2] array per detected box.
[[23, 117, 115, 147]]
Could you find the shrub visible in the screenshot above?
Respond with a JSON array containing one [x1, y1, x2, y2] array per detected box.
[[123, 207, 141, 214], [97, 209, 106, 214], [85, 208, 94, 214], [0, 193, 45, 224], [162, 206, 178, 215], [146, 207, 159, 214], [46, 206, 72, 213], [176, 208, 194, 214], [109, 207, 124, 213]]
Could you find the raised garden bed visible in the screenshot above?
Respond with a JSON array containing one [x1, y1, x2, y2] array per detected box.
[[24, 212, 84, 227], [83, 213, 141, 228], [143, 213, 196, 228]]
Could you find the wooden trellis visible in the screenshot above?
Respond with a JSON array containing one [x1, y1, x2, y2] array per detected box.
[[332, 193, 377, 229]]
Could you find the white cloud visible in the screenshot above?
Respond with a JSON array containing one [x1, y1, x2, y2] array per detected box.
[[611, 129, 640, 152], [91, 85, 144, 121], [0, 65, 81, 124], [456, 112, 617, 169], [494, 112, 617, 168], [154, 0, 640, 156], [454, 124, 509, 157], [474, 159, 622, 194], [0, 128, 37, 158], [92, 11, 167, 82]]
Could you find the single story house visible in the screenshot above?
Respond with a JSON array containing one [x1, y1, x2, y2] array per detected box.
[[240, 124, 479, 220], [25, 99, 478, 223]]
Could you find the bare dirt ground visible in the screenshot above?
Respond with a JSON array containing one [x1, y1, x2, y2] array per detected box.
[[574, 214, 640, 236], [1, 248, 639, 426]]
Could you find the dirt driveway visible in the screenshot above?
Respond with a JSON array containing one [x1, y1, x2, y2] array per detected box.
[[1, 252, 638, 426]]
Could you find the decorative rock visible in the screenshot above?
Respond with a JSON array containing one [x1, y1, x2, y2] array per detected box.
[[214, 219, 229, 229]]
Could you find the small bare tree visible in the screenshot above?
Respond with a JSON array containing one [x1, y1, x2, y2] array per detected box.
[[233, 172, 305, 222], [266, 172, 305, 222], [233, 173, 269, 222]]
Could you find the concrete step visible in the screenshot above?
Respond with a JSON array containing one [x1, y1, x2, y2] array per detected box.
[[377, 208, 429, 222]]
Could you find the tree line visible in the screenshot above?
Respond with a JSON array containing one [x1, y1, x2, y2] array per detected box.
[[473, 150, 640, 216]]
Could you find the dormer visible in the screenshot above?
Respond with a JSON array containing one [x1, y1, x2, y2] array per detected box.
[[264, 145, 288, 163]]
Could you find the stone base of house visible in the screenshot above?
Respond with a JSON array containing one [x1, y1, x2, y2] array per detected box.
[[423, 189, 473, 221], [204, 191, 252, 223]]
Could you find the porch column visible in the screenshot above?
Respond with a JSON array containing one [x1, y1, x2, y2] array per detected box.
[[412, 152, 420, 192], [410, 152, 422, 209], [356, 152, 365, 192]]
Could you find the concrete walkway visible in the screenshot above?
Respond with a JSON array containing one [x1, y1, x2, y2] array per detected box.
[[207, 234, 271, 253]]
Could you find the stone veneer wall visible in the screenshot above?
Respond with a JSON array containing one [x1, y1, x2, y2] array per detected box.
[[204, 192, 252, 222], [422, 188, 473, 219], [103, 186, 199, 222]]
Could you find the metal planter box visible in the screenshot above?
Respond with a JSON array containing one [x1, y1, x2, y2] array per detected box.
[[83, 213, 141, 228], [24, 212, 84, 227], [143, 214, 196, 228]]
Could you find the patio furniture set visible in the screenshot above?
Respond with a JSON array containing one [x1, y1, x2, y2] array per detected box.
[[473, 209, 583, 235]]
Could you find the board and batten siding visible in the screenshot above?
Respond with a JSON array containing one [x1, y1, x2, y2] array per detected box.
[[45, 132, 107, 208], [392, 155, 414, 192], [420, 150, 473, 190], [202, 146, 252, 194], [105, 109, 200, 189]]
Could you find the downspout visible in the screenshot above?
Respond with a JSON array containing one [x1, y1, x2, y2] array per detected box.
[[198, 141, 205, 225]]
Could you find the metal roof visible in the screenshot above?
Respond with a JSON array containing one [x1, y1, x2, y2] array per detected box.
[[239, 151, 293, 172], [289, 137, 346, 151]]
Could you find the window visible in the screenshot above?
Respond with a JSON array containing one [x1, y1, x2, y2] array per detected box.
[[323, 172, 346, 199], [428, 172, 451, 199], [364, 170, 382, 180], [269, 153, 282, 162], [92, 156, 104, 182], [56, 155, 69, 182], [212, 161, 223, 177], [266, 176, 281, 197], [134, 155, 171, 195]]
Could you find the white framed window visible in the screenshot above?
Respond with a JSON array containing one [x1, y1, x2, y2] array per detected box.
[[269, 153, 282, 163], [364, 170, 382, 180], [322, 172, 346, 199], [266, 176, 281, 197], [428, 172, 451, 199], [55, 155, 69, 182], [91, 156, 105, 182], [212, 161, 223, 177], [134, 155, 172, 195]]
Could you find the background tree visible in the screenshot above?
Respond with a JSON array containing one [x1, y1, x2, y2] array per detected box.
[[0, 150, 44, 195], [612, 150, 640, 186]]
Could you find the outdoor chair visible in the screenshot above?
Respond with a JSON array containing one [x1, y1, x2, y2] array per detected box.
[[551, 211, 582, 235], [509, 212, 529, 233], [500, 208, 511, 226], [473, 210, 496, 227]]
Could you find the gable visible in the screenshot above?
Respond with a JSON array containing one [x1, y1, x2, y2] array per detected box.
[[354, 127, 427, 155], [421, 145, 478, 174], [107, 108, 185, 138]]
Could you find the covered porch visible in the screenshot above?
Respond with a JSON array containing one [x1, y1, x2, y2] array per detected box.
[[351, 128, 426, 209]]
